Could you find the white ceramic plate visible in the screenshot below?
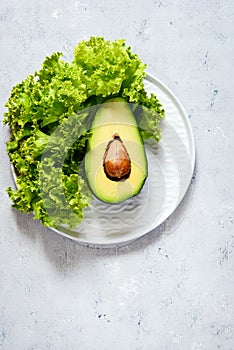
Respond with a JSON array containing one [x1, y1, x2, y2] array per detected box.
[[49, 73, 196, 246]]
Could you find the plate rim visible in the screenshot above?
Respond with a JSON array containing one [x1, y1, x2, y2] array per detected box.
[[52, 73, 196, 246]]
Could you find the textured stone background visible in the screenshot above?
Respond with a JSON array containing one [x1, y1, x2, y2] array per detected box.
[[0, 1, 234, 349]]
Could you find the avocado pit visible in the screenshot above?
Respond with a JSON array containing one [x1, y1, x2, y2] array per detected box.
[[103, 133, 131, 181]]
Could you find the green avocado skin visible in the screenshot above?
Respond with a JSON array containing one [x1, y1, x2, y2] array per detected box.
[[85, 97, 148, 204]]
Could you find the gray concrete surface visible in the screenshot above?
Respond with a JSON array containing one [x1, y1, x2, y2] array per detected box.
[[0, 1, 234, 349]]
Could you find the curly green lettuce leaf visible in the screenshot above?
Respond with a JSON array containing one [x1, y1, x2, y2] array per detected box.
[[4, 36, 165, 228], [74, 36, 146, 97]]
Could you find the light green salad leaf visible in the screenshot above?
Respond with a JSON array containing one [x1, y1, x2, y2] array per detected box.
[[4, 36, 165, 228]]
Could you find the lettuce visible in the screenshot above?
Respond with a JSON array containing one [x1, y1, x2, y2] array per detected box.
[[4, 36, 165, 228]]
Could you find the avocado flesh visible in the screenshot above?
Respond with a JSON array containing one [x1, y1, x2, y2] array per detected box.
[[85, 97, 148, 203]]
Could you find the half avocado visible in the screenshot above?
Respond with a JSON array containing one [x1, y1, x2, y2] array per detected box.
[[85, 97, 148, 203]]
